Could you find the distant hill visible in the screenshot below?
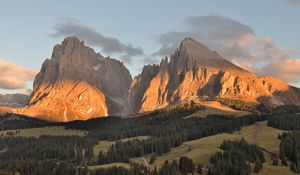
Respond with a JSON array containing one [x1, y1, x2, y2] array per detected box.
[[0, 93, 29, 107], [0, 113, 48, 131]]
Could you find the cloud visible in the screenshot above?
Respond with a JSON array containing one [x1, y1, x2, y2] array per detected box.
[[0, 59, 37, 90], [152, 15, 255, 57], [286, 0, 300, 4], [153, 15, 299, 85], [142, 56, 159, 64], [49, 17, 144, 63], [21, 89, 33, 95], [259, 58, 300, 83]]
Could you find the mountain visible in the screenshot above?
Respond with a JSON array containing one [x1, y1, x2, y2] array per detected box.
[[0, 93, 29, 107], [1, 36, 300, 122], [123, 38, 300, 114], [14, 37, 132, 121]]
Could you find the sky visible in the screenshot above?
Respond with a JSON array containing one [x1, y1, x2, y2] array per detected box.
[[0, 0, 299, 94]]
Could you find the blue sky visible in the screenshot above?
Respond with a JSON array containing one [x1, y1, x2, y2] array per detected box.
[[0, 0, 299, 94]]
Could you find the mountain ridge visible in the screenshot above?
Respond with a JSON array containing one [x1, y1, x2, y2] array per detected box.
[[1, 36, 300, 121], [124, 37, 300, 114]]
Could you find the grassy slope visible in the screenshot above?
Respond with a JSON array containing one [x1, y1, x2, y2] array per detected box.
[[131, 121, 294, 175], [0, 126, 87, 137], [88, 162, 131, 170], [184, 101, 251, 119], [0, 121, 293, 174]]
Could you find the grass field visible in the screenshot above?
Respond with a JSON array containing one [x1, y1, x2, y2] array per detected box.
[[0, 126, 87, 137], [131, 121, 295, 175], [93, 140, 115, 157], [88, 162, 131, 170]]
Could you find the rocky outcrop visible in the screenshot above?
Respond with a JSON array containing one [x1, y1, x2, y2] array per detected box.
[[16, 36, 132, 121], [124, 38, 300, 114]]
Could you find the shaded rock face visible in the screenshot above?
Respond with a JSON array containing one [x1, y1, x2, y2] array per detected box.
[[20, 37, 132, 121], [124, 38, 300, 114], [0, 94, 29, 107], [122, 64, 160, 114]]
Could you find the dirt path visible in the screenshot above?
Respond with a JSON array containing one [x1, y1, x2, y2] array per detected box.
[[142, 157, 149, 168], [252, 123, 261, 145], [0, 148, 8, 154], [252, 123, 278, 161]]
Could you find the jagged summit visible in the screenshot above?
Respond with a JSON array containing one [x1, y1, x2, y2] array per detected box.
[[180, 37, 212, 52], [175, 38, 248, 73]]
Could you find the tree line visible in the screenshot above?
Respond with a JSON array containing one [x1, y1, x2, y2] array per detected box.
[[267, 113, 300, 130], [209, 139, 265, 175], [65, 108, 261, 142], [278, 131, 300, 173], [92, 114, 261, 165], [0, 135, 96, 163]]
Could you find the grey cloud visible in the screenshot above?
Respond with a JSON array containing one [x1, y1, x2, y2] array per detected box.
[[185, 15, 254, 39], [49, 17, 144, 63], [286, 0, 300, 4], [142, 56, 159, 64], [152, 15, 257, 59], [153, 15, 299, 84]]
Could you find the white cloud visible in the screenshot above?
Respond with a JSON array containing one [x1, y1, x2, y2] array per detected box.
[[259, 58, 300, 83], [0, 59, 37, 90]]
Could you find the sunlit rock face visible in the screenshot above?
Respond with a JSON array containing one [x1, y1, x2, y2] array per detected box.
[[18, 36, 132, 122], [124, 38, 300, 114]]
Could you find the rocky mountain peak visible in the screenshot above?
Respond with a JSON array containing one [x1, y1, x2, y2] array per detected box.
[[17, 36, 132, 121], [180, 37, 211, 52], [177, 38, 247, 73]]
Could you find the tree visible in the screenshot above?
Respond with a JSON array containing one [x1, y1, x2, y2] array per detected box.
[[179, 156, 194, 174], [197, 163, 203, 175], [272, 159, 278, 166], [207, 168, 212, 175], [150, 153, 157, 164], [290, 162, 298, 173], [254, 158, 262, 173], [282, 157, 288, 166]]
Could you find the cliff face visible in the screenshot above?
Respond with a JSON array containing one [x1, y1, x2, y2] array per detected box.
[[18, 37, 132, 121], [124, 38, 300, 114]]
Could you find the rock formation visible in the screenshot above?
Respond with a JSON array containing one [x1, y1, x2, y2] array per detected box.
[[124, 38, 300, 114], [2, 36, 300, 121], [16, 36, 132, 121]]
